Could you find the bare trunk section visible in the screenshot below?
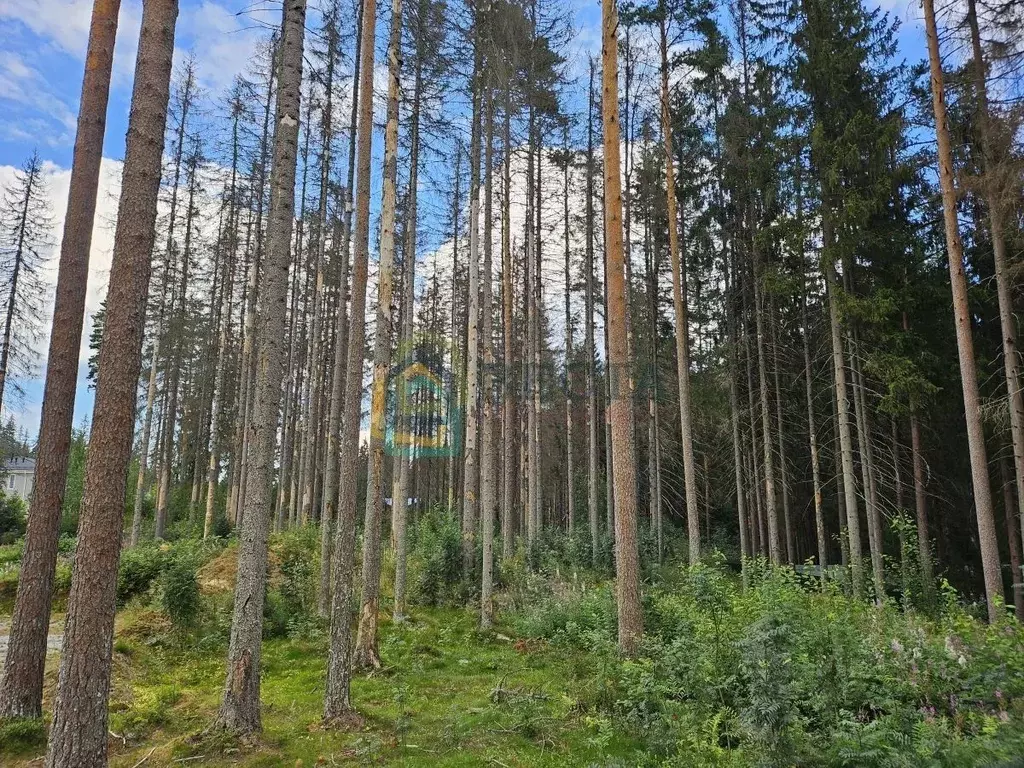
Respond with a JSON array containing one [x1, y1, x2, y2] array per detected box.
[[659, 15, 699, 563], [45, 4, 177, 763], [923, 0, 1004, 622], [0, 0, 121, 721], [213, 0, 305, 735], [602, 0, 642, 655], [352, 0, 402, 670], [325, 0, 378, 720]]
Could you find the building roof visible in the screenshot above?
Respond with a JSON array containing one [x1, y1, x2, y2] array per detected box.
[[2, 457, 35, 472]]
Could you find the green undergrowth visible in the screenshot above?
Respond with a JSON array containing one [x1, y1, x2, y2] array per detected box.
[[4, 522, 1024, 766]]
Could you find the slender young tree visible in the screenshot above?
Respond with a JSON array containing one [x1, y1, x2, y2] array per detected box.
[[325, 0, 379, 722], [602, 0, 643, 655], [213, 0, 307, 735], [0, 154, 53, 418], [0, 0, 121, 721], [659, 8, 700, 562], [45, 3, 178, 763], [922, 0, 1004, 622], [353, 0, 403, 670]]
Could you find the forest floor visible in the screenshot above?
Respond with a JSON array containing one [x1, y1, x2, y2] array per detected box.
[[1, 603, 641, 767]]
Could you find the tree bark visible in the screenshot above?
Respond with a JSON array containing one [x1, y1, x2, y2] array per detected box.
[[353, 0, 402, 670], [212, 0, 305, 735], [325, 0, 378, 721], [0, 2, 120, 712], [923, 0, 1004, 622], [602, 0, 642, 656], [44, 3, 177, 763]]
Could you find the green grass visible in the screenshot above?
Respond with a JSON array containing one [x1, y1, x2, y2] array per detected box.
[[4, 606, 641, 767]]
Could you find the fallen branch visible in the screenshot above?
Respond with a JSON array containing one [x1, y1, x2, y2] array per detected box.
[[131, 746, 157, 768]]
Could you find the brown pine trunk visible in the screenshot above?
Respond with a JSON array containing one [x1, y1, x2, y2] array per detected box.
[[585, 59, 600, 565], [213, 0, 306, 735], [352, 0, 402, 670], [659, 14, 699, 563], [481, 87, 497, 628], [966, 0, 1024, 576], [602, 0, 642, 655], [325, 0, 378, 720], [923, 0, 1004, 621], [501, 87, 517, 559], [0, 0, 121, 721], [44, 3, 177, 762], [319, 0, 361, 615]]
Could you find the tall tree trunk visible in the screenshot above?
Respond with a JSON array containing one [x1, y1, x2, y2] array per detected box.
[[585, 59, 601, 565], [352, 0, 402, 670], [602, 0, 642, 656], [44, 3, 177, 762], [659, 13, 699, 563], [823, 215, 863, 597], [392, 0, 423, 621], [0, 2, 120, 717], [481, 85, 497, 629], [461, 27, 483, 570], [563, 123, 576, 536], [501, 88, 517, 559], [212, 0, 305, 734], [966, 0, 1024, 575], [319, 0, 362, 616], [923, 0, 1004, 622], [325, 0, 378, 720]]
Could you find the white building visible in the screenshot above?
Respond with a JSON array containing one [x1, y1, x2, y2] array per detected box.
[[2, 457, 35, 503]]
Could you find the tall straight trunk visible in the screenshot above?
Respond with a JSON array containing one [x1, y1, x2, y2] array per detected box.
[[353, 0, 402, 670], [909, 408, 933, 600], [659, 15, 699, 562], [851, 346, 885, 599], [602, 0, 642, 655], [802, 288, 826, 573], [585, 59, 600, 565], [0, 0, 121, 721], [131, 343, 160, 544], [393, 0, 423, 620], [532, 127, 544, 537], [966, 0, 1024, 568], [204, 223, 237, 538], [481, 87, 497, 628], [213, 0, 306, 734], [563, 124, 576, 535], [44, 3, 176, 762], [771, 304, 793, 563], [525, 108, 539, 545], [752, 242, 779, 563], [325, 0, 378, 719], [823, 218, 863, 596], [726, 244, 749, 576], [319, 0, 362, 615], [923, 0, 1004, 621], [299, 14, 339, 528], [501, 89, 517, 559], [461, 32, 483, 568]]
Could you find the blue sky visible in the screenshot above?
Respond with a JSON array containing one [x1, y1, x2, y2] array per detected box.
[[0, 0, 924, 440]]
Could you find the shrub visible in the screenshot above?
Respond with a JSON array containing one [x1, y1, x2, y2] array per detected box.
[[117, 545, 168, 604], [0, 717, 47, 754], [410, 506, 464, 606], [0, 491, 26, 543], [159, 556, 201, 627]]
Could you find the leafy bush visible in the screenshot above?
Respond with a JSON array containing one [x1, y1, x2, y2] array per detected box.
[[512, 556, 1024, 767], [0, 717, 47, 754], [159, 556, 201, 627], [410, 506, 465, 606], [0, 490, 26, 543], [117, 545, 168, 604]]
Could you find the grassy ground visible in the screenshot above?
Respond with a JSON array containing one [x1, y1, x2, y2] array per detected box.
[[3, 604, 640, 767]]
